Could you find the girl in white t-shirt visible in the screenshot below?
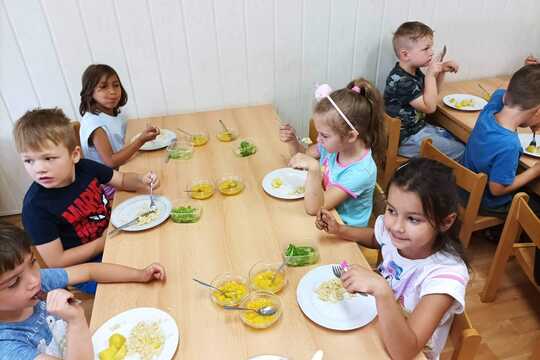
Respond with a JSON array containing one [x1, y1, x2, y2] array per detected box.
[[317, 157, 470, 360], [79, 64, 159, 169]]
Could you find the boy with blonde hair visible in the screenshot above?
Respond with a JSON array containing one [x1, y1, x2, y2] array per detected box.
[[463, 64, 540, 215], [13, 108, 159, 293], [0, 222, 165, 360], [384, 21, 464, 160]]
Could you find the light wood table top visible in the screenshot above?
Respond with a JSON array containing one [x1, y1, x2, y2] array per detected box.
[[89, 105, 408, 359], [435, 76, 540, 195]]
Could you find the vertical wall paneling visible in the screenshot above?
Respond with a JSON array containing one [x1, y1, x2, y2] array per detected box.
[[2, 0, 540, 214]]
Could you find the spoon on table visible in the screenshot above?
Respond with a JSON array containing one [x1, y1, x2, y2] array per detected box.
[[192, 278, 230, 297], [219, 119, 232, 135], [223, 305, 278, 316], [175, 128, 193, 138]]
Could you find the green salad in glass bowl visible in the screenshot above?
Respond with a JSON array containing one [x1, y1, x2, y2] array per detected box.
[[283, 244, 319, 266], [170, 205, 202, 223], [234, 140, 257, 157]]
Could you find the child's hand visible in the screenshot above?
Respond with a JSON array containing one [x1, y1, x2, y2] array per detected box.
[[525, 55, 539, 65], [426, 60, 443, 77], [341, 264, 389, 296], [315, 209, 341, 235], [142, 171, 160, 190], [138, 262, 166, 282], [46, 289, 86, 323], [289, 153, 319, 172], [442, 60, 459, 73], [140, 125, 160, 142], [279, 124, 298, 143]]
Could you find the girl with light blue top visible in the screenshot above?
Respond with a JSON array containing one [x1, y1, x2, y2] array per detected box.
[[279, 78, 386, 227]]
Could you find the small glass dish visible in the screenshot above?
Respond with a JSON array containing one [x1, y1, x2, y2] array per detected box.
[[170, 201, 202, 223], [189, 179, 215, 200], [283, 244, 319, 267], [239, 291, 282, 329], [216, 128, 238, 142], [234, 139, 257, 157], [191, 131, 209, 147], [167, 140, 193, 160], [248, 261, 287, 294], [210, 273, 249, 307], [217, 175, 245, 196]]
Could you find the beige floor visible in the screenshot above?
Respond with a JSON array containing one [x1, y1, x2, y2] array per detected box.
[[2, 215, 538, 359]]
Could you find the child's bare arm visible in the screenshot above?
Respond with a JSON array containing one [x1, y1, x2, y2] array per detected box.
[[66, 262, 166, 285], [91, 128, 144, 168], [488, 163, 540, 196], [410, 60, 444, 114], [35, 236, 105, 268], [107, 170, 158, 193], [316, 209, 378, 248]]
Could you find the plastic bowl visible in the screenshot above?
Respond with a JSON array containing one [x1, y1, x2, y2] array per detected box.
[[283, 244, 319, 267], [167, 140, 193, 160], [239, 291, 282, 329], [170, 202, 202, 223], [189, 179, 215, 200], [216, 128, 238, 142], [248, 261, 287, 294], [209, 273, 249, 307], [191, 131, 209, 147], [217, 175, 245, 196]]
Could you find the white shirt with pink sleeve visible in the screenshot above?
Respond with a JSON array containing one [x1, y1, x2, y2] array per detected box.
[[373, 215, 469, 360]]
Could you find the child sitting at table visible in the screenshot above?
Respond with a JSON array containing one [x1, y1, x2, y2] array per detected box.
[[0, 222, 166, 360], [279, 78, 385, 227], [462, 64, 540, 218], [384, 21, 464, 160], [79, 64, 159, 170], [13, 108, 159, 294], [316, 158, 469, 360]]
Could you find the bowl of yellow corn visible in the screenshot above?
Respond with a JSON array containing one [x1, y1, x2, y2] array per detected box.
[[210, 273, 249, 307], [248, 261, 287, 294], [189, 179, 215, 200], [239, 291, 282, 329], [218, 175, 245, 196]]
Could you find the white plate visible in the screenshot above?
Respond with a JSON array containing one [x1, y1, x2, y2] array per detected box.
[[248, 356, 288, 360], [296, 264, 377, 331], [443, 94, 487, 111], [518, 133, 540, 158], [132, 129, 177, 151], [92, 307, 179, 360], [111, 195, 172, 231], [262, 168, 307, 200]]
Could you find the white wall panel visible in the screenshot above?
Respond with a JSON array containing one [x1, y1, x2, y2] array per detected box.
[[1, 0, 540, 214]]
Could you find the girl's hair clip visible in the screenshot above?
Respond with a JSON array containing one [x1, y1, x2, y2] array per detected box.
[[351, 85, 361, 94], [314, 83, 359, 135]]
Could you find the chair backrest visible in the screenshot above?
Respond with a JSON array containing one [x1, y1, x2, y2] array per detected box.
[[380, 113, 405, 190], [308, 118, 317, 144], [419, 139, 490, 248], [447, 312, 481, 360], [481, 192, 540, 302], [72, 121, 82, 150]]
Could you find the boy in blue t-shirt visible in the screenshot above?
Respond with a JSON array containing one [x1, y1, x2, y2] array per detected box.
[[0, 222, 166, 360], [13, 109, 159, 293], [462, 64, 540, 214]]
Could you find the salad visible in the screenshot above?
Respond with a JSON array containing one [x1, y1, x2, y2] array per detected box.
[[235, 140, 257, 157], [284, 244, 319, 266], [170, 206, 201, 223]]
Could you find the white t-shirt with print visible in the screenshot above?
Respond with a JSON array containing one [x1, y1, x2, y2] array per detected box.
[[374, 215, 469, 360]]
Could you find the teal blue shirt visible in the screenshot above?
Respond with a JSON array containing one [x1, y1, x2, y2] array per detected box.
[[319, 145, 377, 227]]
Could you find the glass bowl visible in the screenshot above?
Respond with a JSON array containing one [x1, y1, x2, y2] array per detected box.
[[167, 140, 193, 160], [234, 139, 257, 157], [170, 201, 202, 223], [283, 244, 319, 267], [248, 261, 287, 294], [191, 131, 209, 147], [209, 273, 249, 307], [216, 128, 238, 142], [239, 291, 282, 329], [189, 179, 215, 200], [217, 175, 245, 196]]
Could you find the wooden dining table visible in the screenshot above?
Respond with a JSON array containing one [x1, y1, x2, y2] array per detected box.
[[89, 105, 414, 359], [434, 76, 540, 195]]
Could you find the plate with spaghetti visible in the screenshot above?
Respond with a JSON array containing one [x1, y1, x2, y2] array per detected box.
[[92, 307, 179, 360], [111, 195, 172, 232], [296, 264, 377, 330]]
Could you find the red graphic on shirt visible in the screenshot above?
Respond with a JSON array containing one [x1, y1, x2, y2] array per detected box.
[[62, 179, 111, 244]]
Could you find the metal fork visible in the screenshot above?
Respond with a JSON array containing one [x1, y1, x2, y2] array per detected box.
[[149, 172, 157, 211], [332, 264, 367, 297]]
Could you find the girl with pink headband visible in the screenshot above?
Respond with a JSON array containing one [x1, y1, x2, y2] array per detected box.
[[279, 78, 386, 227]]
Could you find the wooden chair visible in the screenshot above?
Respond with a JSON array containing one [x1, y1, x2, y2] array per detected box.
[[441, 312, 481, 360], [481, 192, 540, 302], [380, 114, 408, 191], [308, 118, 317, 144], [419, 139, 504, 248]]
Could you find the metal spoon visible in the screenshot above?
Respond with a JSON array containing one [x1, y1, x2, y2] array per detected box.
[[192, 278, 230, 298], [175, 128, 193, 137], [270, 259, 287, 284], [222, 305, 278, 316], [218, 119, 232, 135]]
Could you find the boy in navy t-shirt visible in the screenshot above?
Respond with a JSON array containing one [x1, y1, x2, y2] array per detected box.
[[0, 222, 166, 360], [462, 64, 540, 214], [13, 108, 159, 293]]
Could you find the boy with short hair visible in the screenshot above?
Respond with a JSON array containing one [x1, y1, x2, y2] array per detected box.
[[13, 108, 158, 292], [0, 222, 166, 360], [384, 21, 464, 160], [462, 64, 540, 215]]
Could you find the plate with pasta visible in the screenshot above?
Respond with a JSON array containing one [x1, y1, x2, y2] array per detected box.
[[296, 264, 377, 330], [111, 195, 172, 232], [262, 168, 307, 200], [92, 307, 179, 360]]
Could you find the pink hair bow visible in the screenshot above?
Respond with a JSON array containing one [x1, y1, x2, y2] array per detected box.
[[314, 83, 359, 135]]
